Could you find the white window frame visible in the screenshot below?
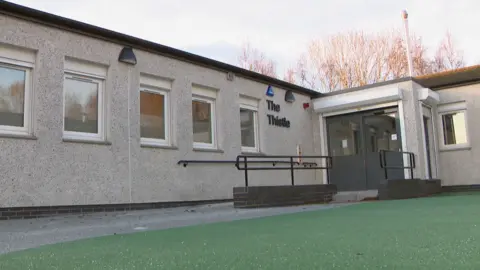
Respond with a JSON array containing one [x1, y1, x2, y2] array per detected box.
[[437, 102, 470, 151], [240, 103, 259, 153], [192, 95, 216, 149], [63, 72, 105, 142], [139, 86, 170, 146], [0, 60, 33, 136]]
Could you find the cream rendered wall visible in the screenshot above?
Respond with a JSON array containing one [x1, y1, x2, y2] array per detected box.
[[0, 14, 319, 208], [436, 83, 480, 185]]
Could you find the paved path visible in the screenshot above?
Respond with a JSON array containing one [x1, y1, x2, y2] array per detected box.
[[0, 202, 352, 254]]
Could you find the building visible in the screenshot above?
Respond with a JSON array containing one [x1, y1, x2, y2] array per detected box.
[[0, 2, 479, 216]]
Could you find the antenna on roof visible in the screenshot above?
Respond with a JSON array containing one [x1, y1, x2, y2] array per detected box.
[[402, 10, 414, 77]]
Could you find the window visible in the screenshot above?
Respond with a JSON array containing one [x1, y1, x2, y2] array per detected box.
[[442, 112, 467, 145], [438, 102, 469, 150], [63, 58, 106, 142], [140, 88, 169, 145], [192, 97, 215, 148], [239, 96, 259, 152], [0, 45, 34, 136], [0, 65, 30, 133], [139, 75, 172, 147], [192, 85, 217, 149]]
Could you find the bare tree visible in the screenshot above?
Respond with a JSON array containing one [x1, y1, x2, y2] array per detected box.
[[237, 30, 465, 92], [385, 31, 431, 77], [431, 31, 465, 73], [0, 81, 25, 113], [296, 29, 465, 92], [65, 92, 83, 120], [9, 81, 25, 112], [303, 31, 382, 92], [238, 42, 277, 78], [283, 68, 295, 83], [86, 93, 98, 120], [295, 54, 317, 89]]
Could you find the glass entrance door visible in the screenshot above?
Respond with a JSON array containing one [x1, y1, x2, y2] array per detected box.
[[363, 110, 404, 189], [327, 114, 367, 191], [326, 107, 404, 191]]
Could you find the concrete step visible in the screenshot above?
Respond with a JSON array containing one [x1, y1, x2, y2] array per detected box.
[[332, 190, 379, 203]]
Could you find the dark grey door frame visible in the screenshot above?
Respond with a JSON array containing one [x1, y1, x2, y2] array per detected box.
[[423, 116, 433, 179], [421, 104, 437, 179], [326, 113, 367, 191], [326, 106, 403, 191]]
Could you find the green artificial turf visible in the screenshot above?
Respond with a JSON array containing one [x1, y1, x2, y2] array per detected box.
[[2, 193, 480, 270]]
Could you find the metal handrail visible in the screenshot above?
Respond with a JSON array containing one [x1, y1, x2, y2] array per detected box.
[[177, 160, 236, 167], [177, 155, 331, 187], [177, 159, 317, 168], [379, 150, 416, 180], [235, 155, 332, 187]]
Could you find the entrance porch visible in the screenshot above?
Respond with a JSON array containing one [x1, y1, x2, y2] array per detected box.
[[313, 80, 441, 192]]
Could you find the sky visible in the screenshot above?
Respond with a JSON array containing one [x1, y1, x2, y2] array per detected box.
[[9, 0, 480, 76]]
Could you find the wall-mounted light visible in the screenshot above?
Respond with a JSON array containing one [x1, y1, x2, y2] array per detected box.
[[266, 85, 274, 97], [285, 90, 295, 103], [118, 47, 137, 65]]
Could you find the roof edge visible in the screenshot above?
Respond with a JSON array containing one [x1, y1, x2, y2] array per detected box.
[[426, 78, 480, 91], [319, 77, 416, 97]]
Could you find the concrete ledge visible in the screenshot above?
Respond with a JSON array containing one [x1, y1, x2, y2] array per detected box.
[[441, 185, 480, 193], [62, 138, 112, 146], [333, 190, 379, 203], [0, 199, 233, 221], [378, 179, 442, 200], [140, 144, 179, 150], [193, 148, 224, 153], [0, 133, 37, 140], [233, 184, 337, 208]]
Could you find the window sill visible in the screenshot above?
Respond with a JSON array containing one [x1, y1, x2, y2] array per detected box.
[[193, 148, 224, 153], [439, 146, 472, 152], [141, 143, 178, 150], [0, 133, 37, 140], [241, 151, 266, 156], [62, 138, 112, 146]]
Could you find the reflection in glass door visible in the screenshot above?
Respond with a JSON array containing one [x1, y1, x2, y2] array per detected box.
[[326, 107, 404, 191], [327, 114, 367, 191], [363, 111, 404, 189]]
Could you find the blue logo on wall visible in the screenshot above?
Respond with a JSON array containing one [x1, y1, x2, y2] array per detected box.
[[266, 85, 274, 97]]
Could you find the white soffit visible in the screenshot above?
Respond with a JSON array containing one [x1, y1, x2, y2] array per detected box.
[[313, 87, 403, 114], [418, 88, 440, 105]]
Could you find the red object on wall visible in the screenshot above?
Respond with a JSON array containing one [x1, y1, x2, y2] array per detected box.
[[303, 103, 310, 109]]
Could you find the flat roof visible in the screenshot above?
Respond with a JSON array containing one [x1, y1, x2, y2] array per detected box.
[[0, 1, 322, 98], [318, 65, 480, 96], [320, 77, 414, 97], [415, 65, 480, 90]]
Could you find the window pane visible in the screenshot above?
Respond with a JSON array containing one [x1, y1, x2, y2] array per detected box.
[[0, 66, 25, 127], [442, 112, 467, 145], [327, 119, 361, 157], [240, 108, 256, 148], [64, 77, 99, 134], [140, 91, 165, 140], [192, 100, 212, 144]]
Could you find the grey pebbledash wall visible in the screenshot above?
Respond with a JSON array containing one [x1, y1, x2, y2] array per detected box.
[[436, 84, 480, 186], [0, 13, 321, 208]]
